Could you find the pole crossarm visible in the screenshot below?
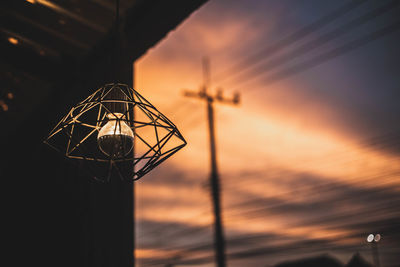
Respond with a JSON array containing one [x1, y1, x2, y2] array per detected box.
[[183, 88, 240, 106]]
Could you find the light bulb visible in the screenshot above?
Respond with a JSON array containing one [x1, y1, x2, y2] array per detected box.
[[97, 113, 134, 158]]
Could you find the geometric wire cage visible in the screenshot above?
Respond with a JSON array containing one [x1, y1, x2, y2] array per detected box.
[[44, 83, 186, 182]]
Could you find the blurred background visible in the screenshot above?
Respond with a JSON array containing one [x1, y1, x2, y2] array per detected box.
[[1, 0, 399, 267], [134, 0, 400, 266]]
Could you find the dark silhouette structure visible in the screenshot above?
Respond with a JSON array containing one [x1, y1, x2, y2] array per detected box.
[[274, 254, 343, 267], [184, 58, 240, 267], [1, 1, 207, 267], [346, 253, 373, 267], [271, 253, 374, 267]]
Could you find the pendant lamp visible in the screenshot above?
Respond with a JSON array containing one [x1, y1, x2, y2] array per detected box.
[[44, 2, 186, 182]]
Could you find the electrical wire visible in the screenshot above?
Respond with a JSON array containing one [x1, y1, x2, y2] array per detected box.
[[213, 0, 368, 84], [136, 3, 400, 266], [137, 133, 399, 264], [243, 19, 400, 91], [226, 0, 400, 91], [222, 131, 400, 190]]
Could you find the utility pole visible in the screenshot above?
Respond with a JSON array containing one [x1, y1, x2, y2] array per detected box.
[[132, 63, 136, 267], [184, 57, 240, 267]]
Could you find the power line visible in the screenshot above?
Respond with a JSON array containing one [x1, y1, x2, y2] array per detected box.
[[136, 126, 399, 258], [172, 138, 399, 254], [137, 4, 400, 266], [227, 0, 400, 90], [139, 198, 399, 266], [243, 19, 400, 91], [213, 0, 368, 84], [140, 192, 399, 266], [139, 116, 398, 267], [137, 207, 211, 239], [139, 219, 379, 266], [224, 169, 400, 220], [137, 166, 399, 260], [222, 131, 400, 190], [136, 127, 399, 259], [222, 147, 400, 216]]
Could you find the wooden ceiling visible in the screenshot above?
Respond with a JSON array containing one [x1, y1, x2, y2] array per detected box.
[[0, 0, 207, 137]]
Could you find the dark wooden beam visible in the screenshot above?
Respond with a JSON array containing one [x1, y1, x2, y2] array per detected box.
[[1, 2, 208, 267], [0, 38, 69, 82], [0, 1, 103, 47], [124, 0, 207, 63], [1, 10, 91, 53]]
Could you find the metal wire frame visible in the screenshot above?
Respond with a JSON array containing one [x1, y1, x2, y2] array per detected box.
[[44, 83, 187, 182]]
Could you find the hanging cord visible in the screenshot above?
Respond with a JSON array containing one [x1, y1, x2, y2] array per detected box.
[[112, 0, 129, 113], [112, 0, 122, 84], [115, 0, 121, 79], [115, 0, 120, 33], [110, 0, 121, 112]]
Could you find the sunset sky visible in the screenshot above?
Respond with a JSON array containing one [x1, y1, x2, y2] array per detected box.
[[133, 0, 400, 266]]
